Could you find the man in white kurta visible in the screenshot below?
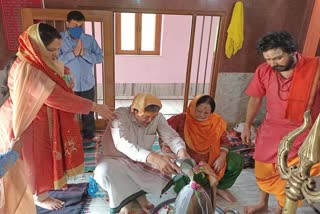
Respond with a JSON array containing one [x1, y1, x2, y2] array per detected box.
[[94, 93, 188, 214]]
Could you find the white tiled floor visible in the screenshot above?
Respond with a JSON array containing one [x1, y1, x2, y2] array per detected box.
[[72, 168, 316, 213]]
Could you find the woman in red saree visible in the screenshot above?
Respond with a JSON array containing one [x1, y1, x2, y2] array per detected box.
[[0, 23, 114, 212]]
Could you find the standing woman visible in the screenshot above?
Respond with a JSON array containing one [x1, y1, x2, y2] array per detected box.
[[0, 23, 114, 212], [163, 95, 244, 203]]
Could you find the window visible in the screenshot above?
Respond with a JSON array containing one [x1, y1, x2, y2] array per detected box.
[[115, 12, 162, 55]]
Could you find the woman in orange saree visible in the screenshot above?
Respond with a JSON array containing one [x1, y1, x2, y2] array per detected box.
[[0, 23, 114, 212], [162, 95, 244, 203]]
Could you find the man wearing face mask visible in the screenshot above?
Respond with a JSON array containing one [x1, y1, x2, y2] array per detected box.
[[59, 10, 103, 140], [241, 31, 320, 214]]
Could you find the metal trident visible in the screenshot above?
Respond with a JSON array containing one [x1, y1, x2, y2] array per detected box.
[[277, 111, 320, 213]]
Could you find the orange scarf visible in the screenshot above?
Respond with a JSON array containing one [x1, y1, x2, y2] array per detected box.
[[184, 95, 227, 177], [285, 56, 319, 121], [18, 26, 84, 188]]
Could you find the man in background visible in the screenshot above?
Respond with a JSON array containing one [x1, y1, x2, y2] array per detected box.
[[59, 10, 103, 140]]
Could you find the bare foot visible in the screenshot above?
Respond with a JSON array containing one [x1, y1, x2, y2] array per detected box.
[[35, 197, 65, 210], [217, 189, 237, 202], [119, 201, 133, 214], [244, 203, 269, 214], [136, 195, 154, 213], [61, 184, 68, 191]]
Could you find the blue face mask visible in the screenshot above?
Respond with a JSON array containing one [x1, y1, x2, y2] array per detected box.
[[68, 26, 83, 39]]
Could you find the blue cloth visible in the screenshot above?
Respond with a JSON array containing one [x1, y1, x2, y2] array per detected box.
[[0, 149, 19, 177], [59, 31, 103, 92], [88, 176, 104, 198]]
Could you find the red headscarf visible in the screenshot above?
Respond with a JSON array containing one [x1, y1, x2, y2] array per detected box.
[[17, 24, 84, 188]]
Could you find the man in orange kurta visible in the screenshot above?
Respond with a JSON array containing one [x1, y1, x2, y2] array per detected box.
[[242, 31, 320, 214]]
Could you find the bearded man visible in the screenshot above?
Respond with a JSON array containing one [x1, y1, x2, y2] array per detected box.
[[241, 31, 320, 214]]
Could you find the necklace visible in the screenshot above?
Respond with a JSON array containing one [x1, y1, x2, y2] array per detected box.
[[276, 72, 293, 101]]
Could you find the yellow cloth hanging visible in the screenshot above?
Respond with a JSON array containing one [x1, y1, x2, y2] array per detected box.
[[225, 1, 244, 58]]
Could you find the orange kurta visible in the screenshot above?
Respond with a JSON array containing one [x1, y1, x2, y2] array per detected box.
[[0, 69, 93, 194], [246, 53, 320, 207], [0, 68, 93, 191], [0, 24, 93, 213]]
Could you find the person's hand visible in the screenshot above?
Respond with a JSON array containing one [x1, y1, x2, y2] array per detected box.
[[146, 152, 180, 175], [212, 153, 226, 173], [80, 47, 85, 56], [73, 40, 83, 56], [241, 123, 252, 146], [177, 149, 190, 159], [193, 161, 218, 186], [92, 103, 116, 121]]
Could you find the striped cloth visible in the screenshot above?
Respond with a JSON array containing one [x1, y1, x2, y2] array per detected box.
[[83, 137, 101, 172]]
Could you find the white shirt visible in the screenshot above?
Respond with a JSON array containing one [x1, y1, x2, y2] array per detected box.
[[101, 107, 186, 163]]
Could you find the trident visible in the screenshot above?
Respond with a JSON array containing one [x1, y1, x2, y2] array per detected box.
[[277, 110, 320, 213]]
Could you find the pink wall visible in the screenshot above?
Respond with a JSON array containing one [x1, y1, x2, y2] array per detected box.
[[115, 14, 219, 83], [87, 14, 220, 84], [115, 15, 191, 83]]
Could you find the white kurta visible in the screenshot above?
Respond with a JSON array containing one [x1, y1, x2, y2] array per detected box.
[[94, 107, 186, 210]]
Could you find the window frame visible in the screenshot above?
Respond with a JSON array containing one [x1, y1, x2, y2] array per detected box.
[[115, 12, 162, 55]]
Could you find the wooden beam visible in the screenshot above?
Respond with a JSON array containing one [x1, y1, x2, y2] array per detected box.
[[21, 8, 35, 30], [183, 15, 196, 112], [102, 11, 115, 109], [210, 13, 226, 98], [303, 0, 320, 57]]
